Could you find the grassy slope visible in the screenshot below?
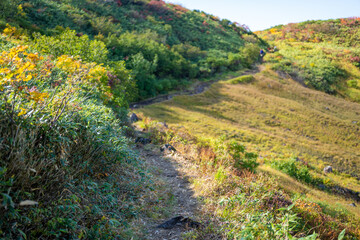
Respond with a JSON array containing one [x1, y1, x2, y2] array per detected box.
[[139, 68, 360, 176], [256, 18, 360, 102], [1, 1, 264, 238], [136, 67, 360, 229]]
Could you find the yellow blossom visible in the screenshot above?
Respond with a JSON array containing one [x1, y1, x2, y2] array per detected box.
[[18, 108, 27, 116], [29, 91, 49, 102]]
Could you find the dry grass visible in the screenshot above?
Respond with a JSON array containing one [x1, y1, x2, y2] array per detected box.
[[137, 120, 360, 239], [138, 69, 360, 175], [259, 165, 360, 219], [136, 69, 360, 226]]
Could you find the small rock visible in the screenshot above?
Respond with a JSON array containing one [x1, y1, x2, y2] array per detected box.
[[318, 184, 326, 190], [135, 137, 151, 145], [325, 107, 330, 110], [160, 144, 176, 153], [350, 203, 357, 207], [157, 216, 183, 229], [324, 166, 333, 174], [157, 216, 201, 229], [352, 121, 358, 124], [159, 121, 168, 128], [130, 113, 139, 123]]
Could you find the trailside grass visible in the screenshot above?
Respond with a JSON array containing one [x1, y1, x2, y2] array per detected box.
[[136, 68, 360, 218]]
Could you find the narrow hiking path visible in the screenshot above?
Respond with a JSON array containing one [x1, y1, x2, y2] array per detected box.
[[132, 68, 263, 239], [130, 67, 260, 109], [136, 140, 201, 239]]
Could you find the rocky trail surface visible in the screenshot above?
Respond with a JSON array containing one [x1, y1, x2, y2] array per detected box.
[[136, 140, 203, 240]]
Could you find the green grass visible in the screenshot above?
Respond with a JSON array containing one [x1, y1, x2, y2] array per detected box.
[[136, 68, 360, 233], [226, 75, 255, 84]]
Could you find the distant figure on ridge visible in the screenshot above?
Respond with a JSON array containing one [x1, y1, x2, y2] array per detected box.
[[260, 49, 265, 57]]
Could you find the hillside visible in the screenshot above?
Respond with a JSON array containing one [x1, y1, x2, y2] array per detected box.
[[1, 1, 360, 239], [255, 18, 360, 102], [1, 0, 265, 99], [0, 1, 270, 239], [136, 67, 360, 239], [135, 18, 360, 239]]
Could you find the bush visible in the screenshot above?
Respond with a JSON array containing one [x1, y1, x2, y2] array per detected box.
[[32, 29, 108, 63], [0, 42, 147, 238], [241, 43, 261, 67], [0, 0, 21, 19], [228, 141, 259, 172], [347, 79, 359, 89], [271, 158, 320, 185], [227, 75, 254, 84]]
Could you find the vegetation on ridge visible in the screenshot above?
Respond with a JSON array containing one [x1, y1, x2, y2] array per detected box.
[[256, 18, 360, 101], [1, 0, 265, 99]]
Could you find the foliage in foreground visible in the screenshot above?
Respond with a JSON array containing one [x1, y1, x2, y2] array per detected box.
[[0, 31, 148, 239]]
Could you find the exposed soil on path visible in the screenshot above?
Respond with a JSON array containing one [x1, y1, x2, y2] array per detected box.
[[137, 142, 201, 240], [130, 67, 260, 109]]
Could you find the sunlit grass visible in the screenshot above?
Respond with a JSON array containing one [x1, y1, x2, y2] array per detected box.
[[259, 165, 360, 219], [137, 69, 360, 211]]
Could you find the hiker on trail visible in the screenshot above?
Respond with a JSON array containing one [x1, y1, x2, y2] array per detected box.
[[260, 49, 265, 57]]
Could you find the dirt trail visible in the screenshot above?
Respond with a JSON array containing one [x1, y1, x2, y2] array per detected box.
[[132, 68, 263, 239], [130, 67, 260, 109], [138, 143, 200, 240]]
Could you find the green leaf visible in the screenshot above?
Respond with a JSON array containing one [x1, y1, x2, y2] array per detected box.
[[18, 229, 27, 240], [338, 229, 346, 240]]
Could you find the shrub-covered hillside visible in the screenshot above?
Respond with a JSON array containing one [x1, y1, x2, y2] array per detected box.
[[259, 18, 360, 47], [1, 0, 265, 99], [256, 18, 360, 101], [0, 25, 154, 239]]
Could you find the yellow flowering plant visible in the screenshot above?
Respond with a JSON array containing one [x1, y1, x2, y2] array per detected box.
[[0, 44, 50, 119], [0, 26, 127, 126]]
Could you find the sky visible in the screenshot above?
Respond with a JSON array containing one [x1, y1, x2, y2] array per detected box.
[[166, 0, 360, 31]]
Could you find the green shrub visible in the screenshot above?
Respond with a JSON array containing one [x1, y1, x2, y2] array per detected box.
[[267, 43, 345, 94], [271, 158, 321, 185], [32, 29, 108, 63], [228, 141, 259, 172], [0, 43, 147, 239], [347, 79, 359, 88], [227, 75, 255, 84], [241, 43, 261, 67], [0, 0, 20, 19]]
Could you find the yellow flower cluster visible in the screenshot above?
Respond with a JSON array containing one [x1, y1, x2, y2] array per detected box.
[[0, 45, 43, 91], [2, 24, 17, 37], [0, 43, 51, 108], [295, 199, 322, 214], [56, 55, 82, 73], [55, 55, 112, 101], [87, 64, 107, 81], [29, 91, 49, 102]]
